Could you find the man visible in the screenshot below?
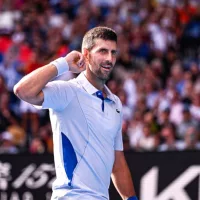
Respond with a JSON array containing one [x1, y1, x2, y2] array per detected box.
[[14, 27, 137, 200]]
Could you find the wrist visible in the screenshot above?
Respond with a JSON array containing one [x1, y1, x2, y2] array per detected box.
[[50, 57, 69, 76], [127, 196, 138, 200]]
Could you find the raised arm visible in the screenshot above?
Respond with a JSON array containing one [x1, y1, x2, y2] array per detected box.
[[111, 151, 137, 200], [13, 51, 86, 106]]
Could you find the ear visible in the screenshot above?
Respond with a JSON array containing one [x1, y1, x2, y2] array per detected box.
[[82, 48, 89, 60]]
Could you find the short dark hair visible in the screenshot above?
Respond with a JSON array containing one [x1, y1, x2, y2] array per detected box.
[[82, 26, 117, 51]]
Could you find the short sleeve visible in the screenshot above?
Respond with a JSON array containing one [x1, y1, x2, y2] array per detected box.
[[42, 80, 76, 111]]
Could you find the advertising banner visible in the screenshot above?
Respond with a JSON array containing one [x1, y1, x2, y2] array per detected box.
[[1, 151, 200, 200]]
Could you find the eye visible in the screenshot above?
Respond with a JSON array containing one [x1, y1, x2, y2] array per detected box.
[[100, 49, 107, 53], [112, 51, 117, 56], [111, 51, 118, 57]]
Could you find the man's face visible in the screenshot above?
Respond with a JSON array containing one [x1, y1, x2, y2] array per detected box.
[[85, 39, 117, 81]]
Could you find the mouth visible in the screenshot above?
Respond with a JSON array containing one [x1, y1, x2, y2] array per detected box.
[[100, 64, 112, 71]]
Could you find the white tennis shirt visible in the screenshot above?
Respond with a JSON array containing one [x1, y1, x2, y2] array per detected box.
[[41, 72, 123, 200]]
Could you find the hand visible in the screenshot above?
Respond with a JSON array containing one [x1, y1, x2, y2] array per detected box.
[[65, 51, 86, 73]]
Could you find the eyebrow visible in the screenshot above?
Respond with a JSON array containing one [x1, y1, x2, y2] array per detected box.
[[98, 48, 118, 54]]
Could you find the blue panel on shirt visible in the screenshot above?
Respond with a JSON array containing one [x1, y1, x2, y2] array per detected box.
[[61, 132, 78, 186]]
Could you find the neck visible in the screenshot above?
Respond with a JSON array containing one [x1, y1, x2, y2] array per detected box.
[[84, 70, 105, 91]]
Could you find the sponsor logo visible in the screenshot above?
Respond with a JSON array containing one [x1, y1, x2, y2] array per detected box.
[[116, 109, 120, 113], [141, 166, 200, 200]]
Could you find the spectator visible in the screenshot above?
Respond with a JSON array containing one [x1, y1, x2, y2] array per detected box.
[[169, 89, 184, 126], [6, 125, 26, 153], [157, 107, 175, 129], [29, 137, 45, 154], [38, 124, 53, 154], [19, 100, 40, 137], [0, 46, 22, 92], [0, 0, 200, 153], [136, 123, 158, 152], [117, 89, 133, 121], [0, 92, 18, 133], [190, 92, 200, 121], [0, 131, 19, 154], [183, 126, 200, 150], [128, 110, 144, 150], [123, 69, 140, 110], [158, 125, 184, 151], [177, 105, 199, 140]]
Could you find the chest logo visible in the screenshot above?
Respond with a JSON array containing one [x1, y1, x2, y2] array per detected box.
[[116, 109, 120, 113]]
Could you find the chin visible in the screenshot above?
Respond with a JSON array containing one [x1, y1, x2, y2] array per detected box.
[[100, 75, 110, 81], [95, 70, 111, 81]]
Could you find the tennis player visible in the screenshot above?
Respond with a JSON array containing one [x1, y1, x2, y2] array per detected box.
[[14, 27, 138, 200]]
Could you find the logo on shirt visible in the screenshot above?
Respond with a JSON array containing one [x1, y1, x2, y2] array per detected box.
[[116, 109, 120, 113]]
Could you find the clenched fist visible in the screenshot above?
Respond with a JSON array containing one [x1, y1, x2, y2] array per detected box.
[[65, 51, 86, 73]]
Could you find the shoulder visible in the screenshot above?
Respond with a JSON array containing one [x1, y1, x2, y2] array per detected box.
[[113, 94, 122, 109], [104, 85, 122, 108], [68, 77, 83, 89], [47, 79, 79, 90]]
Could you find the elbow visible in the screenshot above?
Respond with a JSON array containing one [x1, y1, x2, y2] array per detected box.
[[13, 83, 20, 97], [13, 83, 18, 95], [13, 83, 29, 101], [13, 83, 43, 106]]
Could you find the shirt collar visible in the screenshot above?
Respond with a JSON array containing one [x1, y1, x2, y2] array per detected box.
[[76, 72, 116, 103]]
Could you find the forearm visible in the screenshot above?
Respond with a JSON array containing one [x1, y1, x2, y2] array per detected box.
[[111, 152, 136, 200], [111, 166, 136, 199], [14, 51, 85, 105], [14, 64, 57, 103]]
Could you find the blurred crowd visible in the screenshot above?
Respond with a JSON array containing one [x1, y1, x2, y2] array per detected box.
[[1, 0, 200, 154]]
